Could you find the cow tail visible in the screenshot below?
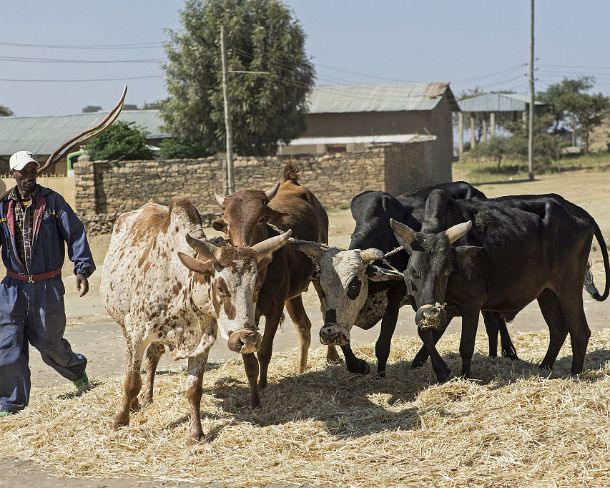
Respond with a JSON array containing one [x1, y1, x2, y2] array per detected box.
[[283, 161, 300, 183], [584, 219, 609, 301]]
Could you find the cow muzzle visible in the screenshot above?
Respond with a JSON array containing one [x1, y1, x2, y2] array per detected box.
[[227, 328, 262, 354], [319, 324, 350, 346], [415, 303, 447, 330]]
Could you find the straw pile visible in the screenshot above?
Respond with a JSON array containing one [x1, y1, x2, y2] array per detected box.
[[1, 330, 610, 487]]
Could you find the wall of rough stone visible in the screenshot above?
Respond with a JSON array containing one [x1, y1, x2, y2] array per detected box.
[[74, 141, 452, 235], [74, 148, 400, 235]]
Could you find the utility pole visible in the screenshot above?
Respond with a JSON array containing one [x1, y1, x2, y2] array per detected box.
[[220, 25, 235, 194], [528, 0, 535, 180]]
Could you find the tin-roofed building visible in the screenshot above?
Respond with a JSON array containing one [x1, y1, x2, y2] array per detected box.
[[0, 83, 459, 185], [0, 110, 168, 175], [456, 93, 545, 155], [278, 82, 460, 185]]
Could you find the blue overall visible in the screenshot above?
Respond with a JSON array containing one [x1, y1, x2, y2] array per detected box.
[[0, 185, 95, 413]]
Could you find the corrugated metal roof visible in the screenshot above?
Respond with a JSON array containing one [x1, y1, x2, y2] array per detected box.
[[283, 134, 436, 146], [308, 83, 459, 113], [0, 110, 167, 156], [0, 82, 458, 156], [458, 93, 545, 113]]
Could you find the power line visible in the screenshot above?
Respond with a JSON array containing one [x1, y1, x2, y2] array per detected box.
[[450, 64, 526, 83], [0, 55, 164, 64], [0, 75, 161, 83], [0, 40, 164, 50]]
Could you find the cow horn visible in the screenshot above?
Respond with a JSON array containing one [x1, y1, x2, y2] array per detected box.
[[37, 85, 127, 174], [265, 182, 280, 201], [290, 239, 324, 260], [252, 229, 292, 260], [359, 248, 384, 263], [185, 233, 222, 262], [390, 219, 417, 245], [445, 221, 472, 244], [214, 191, 226, 207]]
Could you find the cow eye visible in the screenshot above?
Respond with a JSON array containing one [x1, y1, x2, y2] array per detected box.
[[346, 277, 362, 300], [217, 284, 229, 297]]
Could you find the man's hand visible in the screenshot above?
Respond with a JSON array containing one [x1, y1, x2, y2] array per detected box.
[[76, 274, 89, 297]]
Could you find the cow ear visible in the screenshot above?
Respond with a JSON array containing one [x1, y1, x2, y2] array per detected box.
[[455, 246, 482, 272], [290, 240, 323, 261], [390, 219, 420, 254], [178, 252, 215, 276], [366, 264, 404, 282], [212, 217, 227, 232]]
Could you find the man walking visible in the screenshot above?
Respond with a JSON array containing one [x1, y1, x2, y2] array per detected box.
[[0, 150, 95, 416]]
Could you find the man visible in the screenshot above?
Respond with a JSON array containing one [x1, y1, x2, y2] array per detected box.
[[0, 150, 95, 416]]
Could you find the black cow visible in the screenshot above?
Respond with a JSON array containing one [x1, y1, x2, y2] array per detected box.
[[295, 182, 518, 378], [390, 190, 609, 382]]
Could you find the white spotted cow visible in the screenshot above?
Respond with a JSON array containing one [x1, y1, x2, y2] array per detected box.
[[101, 199, 291, 441]]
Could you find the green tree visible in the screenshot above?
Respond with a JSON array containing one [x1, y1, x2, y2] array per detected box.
[[0, 105, 13, 116], [159, 138, 207, 159], [86, 121, 153, 161], [162, 0, 315, 156], [467, 115, 563, 172], [539, 77, 610, 153]]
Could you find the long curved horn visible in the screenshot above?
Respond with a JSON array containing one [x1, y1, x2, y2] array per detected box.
[[359, 248, 384, 263], [445, 221, 472, 244], [290, 238, 325, 260], [390, 219, 417, 245], [214, 190, 226, 207], [38, 85, 127, 174], [252, 229, 292, 260], [265, 182, 280, 201], [185, 233, 222, 262]]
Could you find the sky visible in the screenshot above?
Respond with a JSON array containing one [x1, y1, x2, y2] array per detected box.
[[2, 0, 610, 117]]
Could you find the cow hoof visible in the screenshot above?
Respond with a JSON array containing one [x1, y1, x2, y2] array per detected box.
[[188, 432, 204, 444], [112, 417, 129, 431], [502, 348, 519, 360], [375, 371, 386, 380], [539, 362, 553, 371], [437, 369, 454, 383], [410, 359, 426, 370], [347, 360, 370, 375]]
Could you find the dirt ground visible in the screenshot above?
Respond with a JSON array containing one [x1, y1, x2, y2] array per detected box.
[[2, 168, 610, 487]]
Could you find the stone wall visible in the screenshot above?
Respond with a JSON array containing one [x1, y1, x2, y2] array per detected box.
[[74, 148, 395, 234]]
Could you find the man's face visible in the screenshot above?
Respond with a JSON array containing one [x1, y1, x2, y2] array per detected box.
[[11, 162, 38, 195]]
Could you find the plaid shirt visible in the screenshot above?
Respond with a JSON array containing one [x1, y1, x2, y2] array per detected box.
[[10, 186, 37, 273]]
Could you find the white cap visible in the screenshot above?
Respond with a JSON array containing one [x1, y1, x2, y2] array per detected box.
[[9, 151, 39, 171]]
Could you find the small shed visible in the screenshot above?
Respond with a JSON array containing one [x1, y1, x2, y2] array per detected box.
[[457, 93, 545, 155]]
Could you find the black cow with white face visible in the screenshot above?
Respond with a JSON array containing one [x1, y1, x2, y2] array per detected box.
[[391, 190, 609, 382], [293, 182, 518, 378]]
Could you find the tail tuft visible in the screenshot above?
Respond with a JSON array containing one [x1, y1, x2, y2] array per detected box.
[[584, 261, 602, 300]]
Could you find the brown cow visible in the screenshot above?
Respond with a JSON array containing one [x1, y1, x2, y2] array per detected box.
[[101, 199, 291, 440], [214, 163, 339, 395]]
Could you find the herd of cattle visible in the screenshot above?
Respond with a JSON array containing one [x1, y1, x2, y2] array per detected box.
[[100, 162, 609, 442]]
